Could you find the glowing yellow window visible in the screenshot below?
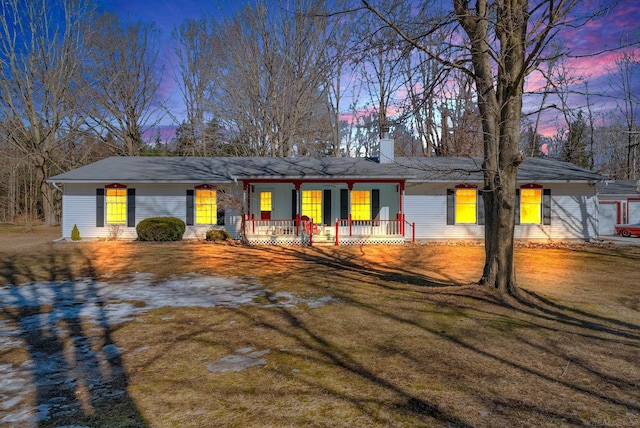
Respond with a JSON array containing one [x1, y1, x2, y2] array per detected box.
[[351, 190, 371, 221], [520, 188, 542, 224], [260, 192, 272, 211], [455, 188, 477, 224], [106, 188, 126, 224], [196, 189, 217, 224], [301, 190, 322, 223]]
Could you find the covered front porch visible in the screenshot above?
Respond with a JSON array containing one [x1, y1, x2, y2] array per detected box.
[[241, 178, 414, 246]]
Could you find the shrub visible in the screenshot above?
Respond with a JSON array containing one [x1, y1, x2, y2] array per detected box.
[[71, 224, 81, 241], [109, 224, 124, 240], [206, 229, 231, 242], [136, 217, 186, 242]]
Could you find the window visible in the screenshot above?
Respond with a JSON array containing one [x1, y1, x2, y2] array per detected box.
[[455, 188, 477, 224], [520, 187, 542, 224], [196, 188, 217, 224], [106, 188, 127, 225], [260, 191, 272, 220], [301, 190, 322, 223], [260, 191, 272, 211], [351, 190, 371, 221]]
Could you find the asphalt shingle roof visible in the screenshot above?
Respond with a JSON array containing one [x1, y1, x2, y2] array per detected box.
[[48, 156, 606, 184], [596, 179, 640, 195]]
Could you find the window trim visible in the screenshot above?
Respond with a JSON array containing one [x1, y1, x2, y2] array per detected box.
[[519, 183, 543, 224], [454, 184, 478, 224], [260, 191, 272, 220], [105, 183, 127, 225], [301, 189, 322, 224], [195, 184, 218, 225], [351, 190, 371, 221]]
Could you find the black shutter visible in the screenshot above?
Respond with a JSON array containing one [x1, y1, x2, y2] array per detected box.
[[477, 190, 485, 225], [446, 189, 455, 225], [217, 190, 225, 225], [186, 190, 194, 225], [323, 189, 331, 225], [127, 189, 136, 227], [291, 189, 297, 219], [515, 189, 520, 225], [340, 189, 348, 219], [543, 189, 551, 225], [96, 189, 104, 227], [372, 189, 380, 220]]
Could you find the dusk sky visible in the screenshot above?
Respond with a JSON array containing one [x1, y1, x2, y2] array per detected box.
[[97, 0, 640, 139]]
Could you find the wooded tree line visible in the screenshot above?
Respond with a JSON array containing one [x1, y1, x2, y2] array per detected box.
[[1, 0, 638, 226]]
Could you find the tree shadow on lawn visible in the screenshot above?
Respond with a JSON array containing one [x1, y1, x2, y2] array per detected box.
[[0, 250, 147, 427], [230, 298, 475, 427], [249, 244, 476, 289], [241, 245, 640, 424], [253, 244, 640, 337], [2, 243, 638, 426], [513, 288, 640, 336]]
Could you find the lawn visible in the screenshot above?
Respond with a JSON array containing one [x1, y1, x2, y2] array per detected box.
[[1, 226, 639, 427]]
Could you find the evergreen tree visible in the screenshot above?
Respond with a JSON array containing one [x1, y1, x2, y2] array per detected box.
[[562, 110, 589, 167]]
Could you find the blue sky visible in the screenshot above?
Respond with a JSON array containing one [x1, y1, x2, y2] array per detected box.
[[98, 0, 249, 27]]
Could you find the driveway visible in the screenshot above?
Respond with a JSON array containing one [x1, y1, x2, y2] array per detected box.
[[600, 235, 640, 246]]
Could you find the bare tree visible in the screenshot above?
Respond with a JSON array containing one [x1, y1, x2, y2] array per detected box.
[[210, 0, 332, 157], [610, 50, 640, 179], [172, 17, 222, 156], [353, 0, 409, 138], [363, 0, 584, 294], [85, 13, 163, 156], [435, 68, 483, 156], [324, 16, 356, 157], [0, 0, 94, 225], [400, 46, 446, 156]]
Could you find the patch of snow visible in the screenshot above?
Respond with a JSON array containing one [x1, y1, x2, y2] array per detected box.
[[263, 292, 337, 308], [0, 273, 337, 424], [206, 349, 270, 373]]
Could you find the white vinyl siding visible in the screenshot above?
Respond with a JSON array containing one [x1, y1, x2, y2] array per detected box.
[[629, 200, 640, 224], [404, 183, 484, 240], [403, 182, 598, 241], [60, 180, 597, 242], [61, 183, 241, 239], [514, 184, 597, 240], [597, 202, 618, 236]]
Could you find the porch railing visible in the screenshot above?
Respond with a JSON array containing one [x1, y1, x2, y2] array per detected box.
[[247, 218, 298, 236], [244, 214, 415, 246]]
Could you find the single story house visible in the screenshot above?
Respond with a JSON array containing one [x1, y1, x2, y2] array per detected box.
[[48, 138, 605, 245], [596, 180, 640, 235]]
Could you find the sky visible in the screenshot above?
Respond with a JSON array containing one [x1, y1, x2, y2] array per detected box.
[[97, 0, 640, 141]]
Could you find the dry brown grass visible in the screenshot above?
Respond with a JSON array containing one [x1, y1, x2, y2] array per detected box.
[[1, 226, 639, 427]]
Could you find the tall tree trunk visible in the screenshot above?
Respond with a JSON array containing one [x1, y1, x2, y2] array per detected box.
[[455, 0, 526, 294], [35, 153, 58, 226]]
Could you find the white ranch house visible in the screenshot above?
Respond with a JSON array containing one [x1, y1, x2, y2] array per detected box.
[[49, 139, 606, 245]]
